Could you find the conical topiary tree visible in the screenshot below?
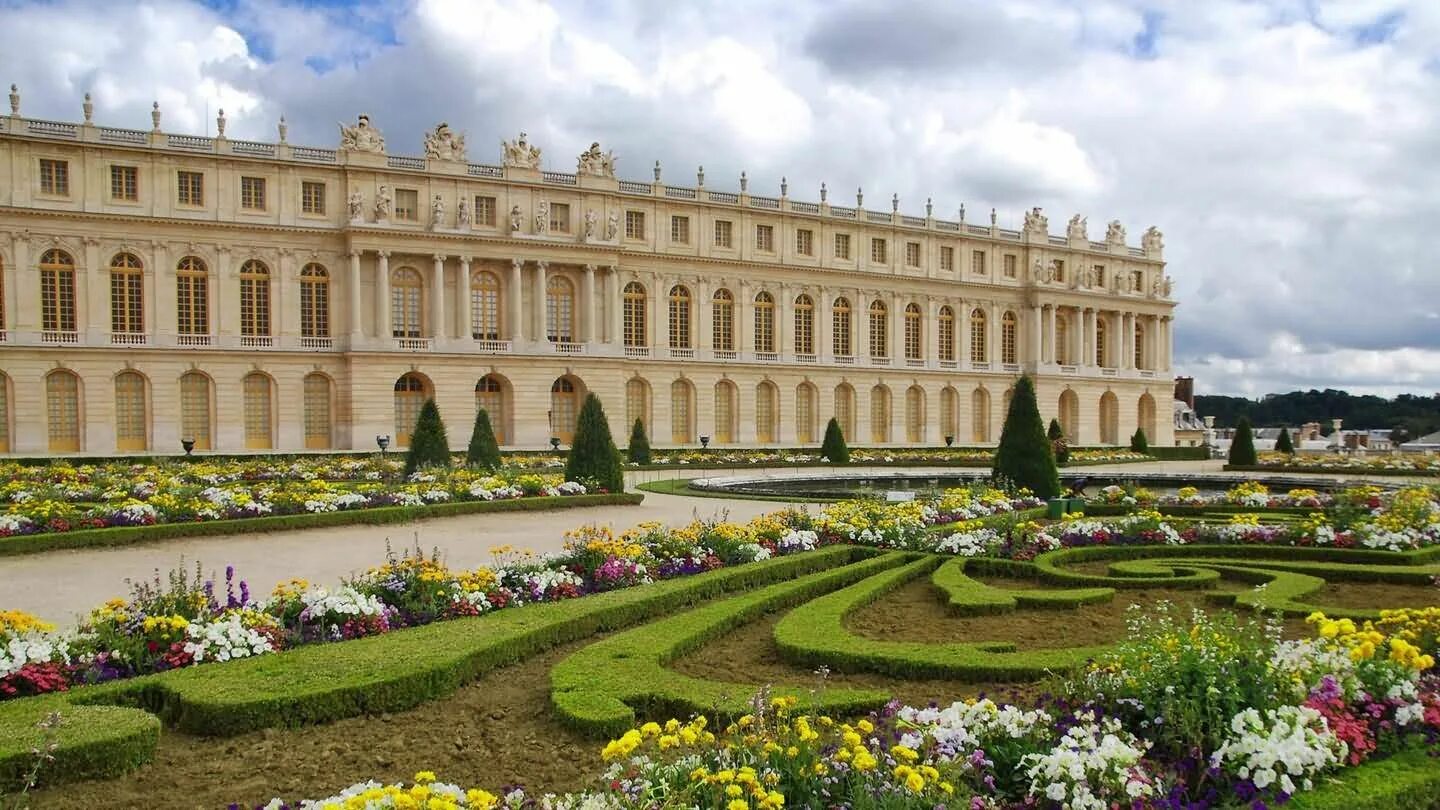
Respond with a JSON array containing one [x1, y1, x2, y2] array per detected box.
[[404, 398, 451, 476], [564, 393, 624, 493], [627, 418, 652, 465], [991, 375, 1060, 498], [821, 417, 849, 464], [466, 408, 502, 471], [1228, 417, 1258, 466], [1130, 427, 1149, 453], [1275, 426, 1294, 455], [1048, 417, 1070, 465]]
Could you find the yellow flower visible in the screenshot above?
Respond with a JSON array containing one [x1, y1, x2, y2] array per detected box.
[[904, 771, 925, 793], [726, 785, 744, 798], [727, 801, 749, 810], [413, 771, 437, 784]]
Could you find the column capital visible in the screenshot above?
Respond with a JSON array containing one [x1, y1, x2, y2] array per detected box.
[[432, 253, 447, 263], [512, 257, 523, 271], [459, 254, 472, 265], [376, 250, 391, 259], [348, 249, 362, 260], [536, 259, 549, 270], [584, 263, 596, 273]]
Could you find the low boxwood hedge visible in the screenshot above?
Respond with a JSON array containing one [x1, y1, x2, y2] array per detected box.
[[1288, 745, 1440, 809], [1224, 464, 1440, 477], [931, 557, 1114, 615]]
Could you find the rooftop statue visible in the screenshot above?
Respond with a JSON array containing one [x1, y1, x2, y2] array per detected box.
[[1143, 225, 1164, 252], [502, 131, 542, 169], [1105, 219, 1126, 244], [1067, 214, 1087, 241], [424, 122, 467, 162], [1023, 207, 1048, 233], [576, 141, 616, 178], [339, 114, 385, 154]]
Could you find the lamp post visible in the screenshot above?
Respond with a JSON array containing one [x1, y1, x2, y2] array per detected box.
[[944, 435, 954, 447], [550, 437, 562, 452], [376, 434, 391, 456], [180, 438, 195, 457], [699, 435, 710, 449]]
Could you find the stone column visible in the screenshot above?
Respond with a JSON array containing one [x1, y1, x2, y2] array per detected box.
[[533, 261, 548, 344], [82, 237, 100, 343], [777, 283, 791, 358], [217, 246, 237, 340], [989, 301, 1000, 365], [277, 249, 296, 341], [581, 263, 596, 344], [815, 288, 831, 361], [697, 279, 712, 351], [606, 266, 621, 347], [430, 255, 447, 344], [9, 234, 31, 332], [1162, 316, 1172, 370], [1047, 304, 1057, 365], [1122, 312, 1133, 369], [150, 241, 169, 342], [649, 273, 664, 351], [508, 259, 525, 343], [1029, 304, 1042, 365], [958, 301, 971, 369], [457, 256, 473, 342], [375, 251, 391, 339], [348, 250, 363, 340]]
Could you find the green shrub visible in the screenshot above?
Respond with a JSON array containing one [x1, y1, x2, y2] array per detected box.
[[991, 376, 1060, 498], [465, 408, 502, 470], [404, 399, 451, 476], [1276, 426, 1295, 454], [564, 394, 624, 493], [821, 417, 849, 464], [1228, 417, 1258, 466], [1048, 418, 1070, 465], [626, 418, 652, 465], [1130, 427, 1149, 453]]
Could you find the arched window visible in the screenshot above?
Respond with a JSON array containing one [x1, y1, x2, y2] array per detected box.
[[623, 282, 648, 347], [242, 372, 273, 449], [110, 253, 144, 335], [180, 372, 212, 450], [304, 373, 332, 449], [971, 388, 991, 443], [40, 249, 76, 333], [550, 377, 580, 443], [834, 384, 854, 440], [176, 256, 209, 336], [832, 297, 852, 356], [45, 370, 80, 451], [391, 267, 424, 338], [870, 384, 891, 443], [1001, 311, 1018, 364], [938, 306, 955, 362], [668, 285, 692, 349], [1055, 313, 1070, 365], [670, 379, 693, 443], [868, 300, 888, 359], [546, 275, 574, 342], [0, 373, 9, 452], [970, 308, 987, 363], [1096, 318, 1108, 367], [905, 386, 924, 443], [471, 270, 501, 341], [714, 381, 737, 443], [752, 292, 774, 354], [1099, 391, 1120, 445], [795, 383, 816, 444], [1059, 389, 1080, 442], [393, 373, 429, 447], [239, 260, 271, 337], [756, 381, 777, 443], [625, 377, 650, 436], [114, 371, 147, 451], [300, 263, 330, 339], [904, 304, 922, 360], [475, 374, 507, 445], [793, 294, 814, 355], [1134, 321, 1146, 369], [940, 387, 958, 442], [712, 289, 735, 352]]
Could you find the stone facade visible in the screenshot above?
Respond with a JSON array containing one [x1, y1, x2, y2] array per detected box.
[[0, 93, 1177, 454]]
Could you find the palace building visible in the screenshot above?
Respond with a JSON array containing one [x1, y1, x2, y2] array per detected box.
[[0, 88, 1177, 454]]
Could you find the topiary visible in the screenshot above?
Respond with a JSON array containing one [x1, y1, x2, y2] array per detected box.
[[1048, 418, 1070, 465], [821, 417, 849, 464], [1130, 427, 1149, 453], [627, 418, 652, 465], [991, 375, 1060, 498], [465, 408, 502, 471], [404, 398, 451, 476], [1275, 426, 1294, 455], [565, 393, 624, 493], [1228, 417, 1258, 466]]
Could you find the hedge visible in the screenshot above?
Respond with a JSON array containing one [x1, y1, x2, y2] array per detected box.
[[1081, 504, 1318, 517], [1288, 744, 1440, 809], [1031, 544, 1440, 590], [0, 492, 643, 557], [1224, 464, 1440, 478], [636, 478, 846, 504], [0, 697, 159, 792], [1141, 446, 1211, 460], [549, 551, 905, 737], [933, 557, 1115, 614]]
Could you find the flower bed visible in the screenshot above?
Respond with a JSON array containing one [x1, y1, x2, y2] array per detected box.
[[1246, 452, 1440, 474]]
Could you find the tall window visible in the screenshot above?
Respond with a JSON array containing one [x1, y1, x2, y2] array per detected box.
[[1001, 311, 1018, 364], [1096, 318, 1108, 366], [40, 249, 76, 333], [623, 282, 647, 347], [668, 285, 692, 348], [303, 373, 332, 449], [471, 270, 501, 340], [868, 300, 888, 358], [905, 386, 924, 443], [45, 371, 80, 452], [301, 181, 326, 214], [546, 275, 574, 342], [755, 224, 774, 252], [110, 165, 138, 201], [712, 289, 734, 351], [670, 379, 693, 443], [475, 375, 506, 445], [39, 158, 69, 195], [870, 385, 890, 443], [625, 211, 645, 240], [300, 263, 329, 338], [972, 388, 991, 442], [391, 267, 424, 338], [940, 387, 958, 441], [905, 242, 921, 267], [240, 176, 266, 210], [549, 203, 570, 233], [714, 381, 736, 443], [180, 372, 211, 450], [114, 372, 147, 451], [939, 246, 954, 272], [796, 229, 813, 256], [243, 373, 273, 449], [1004, 254, 1018, 278], [1055, 315, 1069, 365], [625, 378, 649, 436], [870, 238, 887, 264], [832, 297, 852, 356], [755, 382, 777, 443], [393, 373, 429, 447], [904, 304, 922, 360], [971, 250, 986, 275], [239, 260, 271, 337], [109, 253, 144, 334], [395, 189, 418, 221], [177, 170, 204, 206], [795, 384, 815, 444], [550, 378, 580, 442], [938, 306, 955, 362], [714, 220, 733, 248], [753, 292, 774, 353], [794, 294, 814, 355], [176, 256, 209, 336], [834, 233, 851, 260], [970, 308, 987, 363], [1134, 321, 1146, 369], [834, 384, 854, 440], [475, 196, 497, 226], [670, 215, 690, 244]]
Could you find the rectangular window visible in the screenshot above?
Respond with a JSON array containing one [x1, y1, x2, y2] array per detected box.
[[625, 210, 645, 239], [796, 228, 813, 256], [110, 165, 138, 201], [714, 219, 733, 248], [39, 159, 69, 196], [1092, 264, 1105, 286], [1004, 254, 1017, 278], [939, 246, 954, 272], [756, 224, 775, 252], [1053, 259, 1065, 283], [670, 215, 690, 244], [475, 195, 496, 226], [971, 249, 986, 275], [177, 170, 204, 206], [395, 188, 419, 221], [240, 176, 267, 211], [870, 237, 888, 264], [550, 202, 570, 232], [301, 181, 326, 214], [834, 233, 851, 260], [905, 241, 921, 267]]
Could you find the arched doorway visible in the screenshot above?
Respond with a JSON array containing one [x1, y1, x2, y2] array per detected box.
[[550, 376, 583, 443], [1099, 391, 1120, 445], [1137, 393, 1157, 444], [393, 372, 432, 447], [1058, 389, 1080, 442], [475, 374, 510, 445]]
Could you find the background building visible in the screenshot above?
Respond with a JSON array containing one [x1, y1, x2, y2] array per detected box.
[[0, 93, 1177, 454]]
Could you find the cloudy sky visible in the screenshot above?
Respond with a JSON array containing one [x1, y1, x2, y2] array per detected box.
[[4, 0, 1438, 398]]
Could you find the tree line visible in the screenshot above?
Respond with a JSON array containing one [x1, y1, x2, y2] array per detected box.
[[1195, 389, 1440, 443]]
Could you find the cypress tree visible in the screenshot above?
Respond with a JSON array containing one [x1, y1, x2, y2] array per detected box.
[[821, 417, 849, 464], [565, 393, 624, 493], [1130, 427, 1149, 453], [1228, 417, 1258, 466], [991, 375, 1060, 498], [1275, 426, 1294, 454], [1048, 418, 1070, 465], [404, 398, 451, 476], [627, 418, 652, 465], [465, 408, 502, 470]]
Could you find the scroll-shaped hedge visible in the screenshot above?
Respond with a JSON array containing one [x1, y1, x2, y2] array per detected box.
[[933, 557, 1114, 615]]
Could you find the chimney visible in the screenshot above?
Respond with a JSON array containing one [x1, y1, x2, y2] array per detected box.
[[1173, 376, 1195, 410]]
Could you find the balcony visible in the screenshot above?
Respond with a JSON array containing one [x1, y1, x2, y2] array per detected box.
[[1002, 363, 1020, 374], [177, 334, 212, 347], [668, 347, 695, 359], [714, 350, 739, 361], [753, 351, 777, 362], [971, 361, 991, 371], [1139, 369, 1155, 378], [624, 346, 651, 359], [1059, 364, 1078, 375], [905, 358, 925, 368], [834, 355, 855, 365], [299, 337, 333, 350], [0, 330, 7, 343], [240, 335, 275, 349], [794, 353, 817, 364], [394, 337, 432, 351], [551, 341, 585, 355], [870, 356, 891, 366], [1100, 367, 1118, 377], [110, 332, 147, 346], [472, 339, 512, 353], [41, 330, 78, 344], [938, 360, 957, 369]]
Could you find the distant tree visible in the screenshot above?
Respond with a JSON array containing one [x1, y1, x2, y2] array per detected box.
[[627, 418, 652, 465], [1047, 418, 1070, 465], [1389, 424, 1412, 446], [1130, 428, 1149, 453], [821, 417, 849, 464], [1274, 426, 1294, 455], [404, 399, 451, 476], [465, 408, 501, 471], [1228, 417, 1258, 467], [992, 376, 1060, 498], [565, 394, 624, 493]]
